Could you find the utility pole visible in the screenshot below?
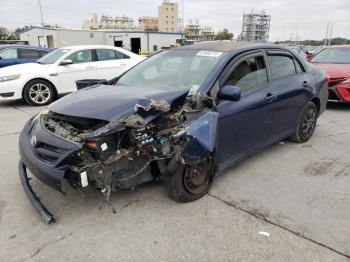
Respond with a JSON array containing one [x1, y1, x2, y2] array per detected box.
[[328, 22, 333, 46], [324, 22, 329, 46], [294, 20, 299, 45], [38, 0, 45, 26]]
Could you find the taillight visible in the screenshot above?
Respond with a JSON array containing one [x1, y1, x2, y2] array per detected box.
[[85, 140, 97, 151], [336, 83, 350, 102]]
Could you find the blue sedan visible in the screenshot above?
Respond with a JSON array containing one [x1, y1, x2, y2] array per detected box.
[[0, 45, 52, 68], [18, 42, 328, 223]]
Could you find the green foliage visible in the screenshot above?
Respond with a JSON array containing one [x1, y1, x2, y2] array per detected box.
[[215, 28, 234, 40], [0, 27, 10, 40], [275, 38, 349, 46], [0, 26, 32, 40]]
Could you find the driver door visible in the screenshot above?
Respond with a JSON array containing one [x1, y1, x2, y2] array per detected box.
[[57, 49, 98, 93], [215, 52, 274, 166]]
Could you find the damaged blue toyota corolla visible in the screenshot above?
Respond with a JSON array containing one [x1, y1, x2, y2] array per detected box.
[[18, 42, 328, 223]]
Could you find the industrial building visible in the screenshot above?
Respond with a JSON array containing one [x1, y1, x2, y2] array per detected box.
[[185, 19, 216, 42], [238, 10, 271, 42], [20, 27, 184, 53], [83, 13, 136, 30], [138, 16, 159, 32]]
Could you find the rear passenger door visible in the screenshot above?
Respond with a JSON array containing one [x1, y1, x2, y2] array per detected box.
[[265, 50, 310, 138], [216, 52, 275, 165], [95, 49, 131, 80]]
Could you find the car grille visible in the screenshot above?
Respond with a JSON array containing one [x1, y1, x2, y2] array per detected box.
[[33, 142, 67, 164]]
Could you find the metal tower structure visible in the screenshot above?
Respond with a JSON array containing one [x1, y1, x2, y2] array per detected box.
[[239, 10, 271, 42]]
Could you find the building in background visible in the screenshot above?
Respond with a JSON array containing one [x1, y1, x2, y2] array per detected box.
[[20, 27, 184, 53], [184, 19, 201, 42], [185, 19, 216, 43], [158, 0, 179, 33], [238, 10, 271, 42], [201, 26, 216, 41], [83, 13, 136, 30], [138, 16, 158, 32]]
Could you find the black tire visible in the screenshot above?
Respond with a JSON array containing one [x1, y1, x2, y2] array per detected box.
[[23, 79, 55, 106], [289, 101, 318, 143], [165, 157, 213, 203]]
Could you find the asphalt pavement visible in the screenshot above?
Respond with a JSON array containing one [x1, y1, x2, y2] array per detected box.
[[0, 100, 349, 261]]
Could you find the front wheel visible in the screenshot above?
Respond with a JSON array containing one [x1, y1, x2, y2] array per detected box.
[[23, 79, 55, 106], [165, 157, 213, 203], [289, 101, 318, 143]]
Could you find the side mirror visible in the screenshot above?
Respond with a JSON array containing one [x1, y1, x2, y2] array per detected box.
[[217, 85, 241, 101], [0, 56, 2, 60], [59, 59, 73, 66]]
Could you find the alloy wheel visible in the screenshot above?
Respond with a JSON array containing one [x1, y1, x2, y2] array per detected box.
[[302, 106, 317, 138], [29, 83, 51, 105]]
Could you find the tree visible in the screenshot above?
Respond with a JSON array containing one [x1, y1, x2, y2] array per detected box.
[[0, 27, 10, 40], [8, 26, 32, 40], [215, 28, 233, 40]]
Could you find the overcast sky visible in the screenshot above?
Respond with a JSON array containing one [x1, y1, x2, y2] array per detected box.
[[0, 0, 349, 41]]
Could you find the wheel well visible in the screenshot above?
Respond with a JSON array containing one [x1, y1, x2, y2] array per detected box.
[[22, 78, 58, 99], [311, 97, 320, 114]]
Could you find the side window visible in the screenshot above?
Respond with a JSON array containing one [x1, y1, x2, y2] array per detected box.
[[268, 55, 296, 80], [67, 50, 93, 64], [224, 55, 268, 92], [96, 49, 117, 61], [20, 49, 41, 59], [115, 51, 129, 59], [0, 48, 18, 59]]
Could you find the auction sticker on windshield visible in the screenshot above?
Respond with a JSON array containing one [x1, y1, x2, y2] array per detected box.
[[196, 51, 223, 57]]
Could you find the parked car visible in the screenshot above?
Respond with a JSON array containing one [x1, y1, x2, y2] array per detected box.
[[18, 42, 328, 223], [310, 45, 350, 103], [0, 45, 145, 105], [0, 45, 52, 68]]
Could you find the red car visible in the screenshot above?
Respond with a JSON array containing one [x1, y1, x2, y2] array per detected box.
[[310, 45, 350, 103]]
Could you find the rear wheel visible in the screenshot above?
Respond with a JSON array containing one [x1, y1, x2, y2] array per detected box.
[[165, 157, 213, 203], [23, 79, 55, 106], [289, 101, 318, 143]]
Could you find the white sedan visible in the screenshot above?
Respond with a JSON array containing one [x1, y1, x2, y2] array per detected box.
[[0, 45, 145, 106]]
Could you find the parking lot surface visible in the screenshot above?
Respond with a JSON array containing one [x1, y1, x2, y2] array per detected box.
[[0, 100, 349, 261]]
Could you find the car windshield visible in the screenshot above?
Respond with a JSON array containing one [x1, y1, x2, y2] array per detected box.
[[37, 48, 71, 64], [117, 49, 223, 93], [311, 48, 350, 64]]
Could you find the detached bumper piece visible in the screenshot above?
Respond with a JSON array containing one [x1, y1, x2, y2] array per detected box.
[[18, 161, 55, 224]]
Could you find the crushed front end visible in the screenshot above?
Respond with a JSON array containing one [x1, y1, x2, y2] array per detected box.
[[19, 93, 219, 223]]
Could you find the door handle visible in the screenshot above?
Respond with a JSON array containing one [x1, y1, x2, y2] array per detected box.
[[302, 81, 310, 88], [120, 62, 128, 66], [265, 93, 276, 103], [86, 65, 95, 69]]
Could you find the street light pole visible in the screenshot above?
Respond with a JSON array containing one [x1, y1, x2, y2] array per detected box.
[[38, 0, 45, 26]]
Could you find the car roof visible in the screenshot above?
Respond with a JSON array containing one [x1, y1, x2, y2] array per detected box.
[[60, 45, 127, 50], [176, 41, 283, 52], [0, 44, 52, 51]]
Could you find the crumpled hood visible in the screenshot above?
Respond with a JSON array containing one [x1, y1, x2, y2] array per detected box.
[[49, 85, 189, 121]]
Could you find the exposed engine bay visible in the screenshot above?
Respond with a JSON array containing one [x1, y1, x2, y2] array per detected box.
[[40, 93, 218, 209]]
